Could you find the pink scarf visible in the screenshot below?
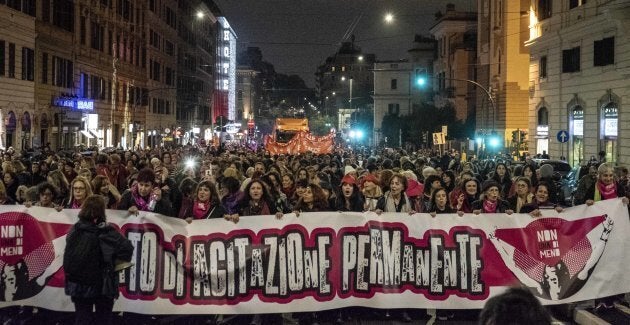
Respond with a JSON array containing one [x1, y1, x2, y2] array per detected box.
[[483, 199, 498, 213], [596, 181, 617, 200], [71, 200, 82, 209], [192, 201, 211, 219], [131, 184, 151, 211]]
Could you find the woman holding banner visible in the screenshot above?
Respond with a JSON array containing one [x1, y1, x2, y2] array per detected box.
[[472, 181, 513, 215], [573, 162, 628, 312], [63, 177, 93, 209]]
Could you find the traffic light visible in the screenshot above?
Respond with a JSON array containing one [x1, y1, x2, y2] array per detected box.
[[415, 68, 427, 87], [511, 130, 518, 143], [519, 130, 527, 143]]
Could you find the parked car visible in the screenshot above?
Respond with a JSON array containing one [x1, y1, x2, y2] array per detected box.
[[532, 159, 572, 178]]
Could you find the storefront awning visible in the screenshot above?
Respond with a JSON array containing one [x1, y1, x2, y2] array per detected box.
[[80, 130, 94, 139]]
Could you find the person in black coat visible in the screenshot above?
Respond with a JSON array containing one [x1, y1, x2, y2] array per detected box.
[[64, 195, 133, 325], [472, 180, 513, 214], [332, 174, 365, 212], [178, 180, 226, 222], [118, 168, 173, 217]]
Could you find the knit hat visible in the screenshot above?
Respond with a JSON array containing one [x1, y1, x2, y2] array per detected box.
[[341, 174, 356, 185], [406, 179, 423, 197], [344, 165, 356, 175], [362, 173, 379, 186], [481, 180, 500, 193]]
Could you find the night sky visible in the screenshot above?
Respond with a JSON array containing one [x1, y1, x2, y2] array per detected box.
[[214, 0, 475, 87]]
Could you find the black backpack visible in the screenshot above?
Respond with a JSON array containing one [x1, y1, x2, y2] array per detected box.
[[63, 224, 103, 286]]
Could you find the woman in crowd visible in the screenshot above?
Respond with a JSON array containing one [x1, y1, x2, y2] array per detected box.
[[362, 174, 383, 211], [472, 180, 513, 215], [47, 169, 70, 205], [429, 188, 456, 216], [293, 183, 329, 214], [0, 182, 15, 205], [63, 195, 133, 325], [573, 162, 628, 310], [296, 167, 309, 182], [64, 177, 93, 209], [442, 170, 456, 194], [178, 180, 225, 223], [118, 168, 173, 217], [376, 174, 416, 214], [522, 164, 538, 189], [25, 182, 59, 209], [262, 173, 291, 215], [490, 162, 512, 199], [507, 177, 534, 213], [91, 175, 121, 209], [521, 182, 564, 215], [333, 175, 364, 212], [238, 179, 281, 219], [421, 175, 443, 213], [3, 171, 19, 202], [281, 174, 295, 198], [220, 176, 242, 223]]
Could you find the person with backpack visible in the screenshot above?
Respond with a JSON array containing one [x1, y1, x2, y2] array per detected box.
[[63, 195, 133, 325]]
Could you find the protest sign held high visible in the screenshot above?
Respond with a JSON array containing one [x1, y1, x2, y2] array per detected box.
[[0, 199, 628, 314]]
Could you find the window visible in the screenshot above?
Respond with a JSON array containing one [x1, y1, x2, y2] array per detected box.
[[81, 73, 88, 97], [91, 75, 104, 100], [165, 67, 173, 85], [388, 103, 400, 115], [0, 40, 5, 76], [150, 30, 160, 49], [562, 47, 580, 73], [538, 107, 549, 125], [8, 43, 15, 78], [569, 0, 587, 9], [80, 17, 86, 45], [390, 79, 397, 90], [52, 0, 74, 32], [52, 56, 73, 88], [594, 37, 614, 67], [108, 30, 113, 55], [538, 0, 552, 20], [165, 6, 176, 29], [21, 47, 34, 81], [151, 60, 160, 81], [164, 40, 174, 56], [42, 0, 50, 22], [238, 90, 243, 100], [42, 52, 48, 84], [91, 21, 105, 51], [539, 56, 547, 78]]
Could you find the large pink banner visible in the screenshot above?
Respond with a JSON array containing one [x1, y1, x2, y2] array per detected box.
[[0, 199, 628, 314]]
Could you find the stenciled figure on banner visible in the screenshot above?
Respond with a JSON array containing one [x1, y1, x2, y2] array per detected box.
[[0, 212, 67, 302], [490, 215, 613, 300]]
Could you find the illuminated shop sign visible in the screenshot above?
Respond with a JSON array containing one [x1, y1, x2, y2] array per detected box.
[[572, 108, 583, 136], [54, 98, 94, 111], [536, 125, 548, 136], [603, 106, 617, 137]]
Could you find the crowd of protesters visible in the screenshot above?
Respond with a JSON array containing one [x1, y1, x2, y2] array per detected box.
[[0, 144, 629, 324]]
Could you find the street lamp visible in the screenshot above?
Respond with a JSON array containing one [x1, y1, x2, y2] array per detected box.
[[384, 13, 394, 24]]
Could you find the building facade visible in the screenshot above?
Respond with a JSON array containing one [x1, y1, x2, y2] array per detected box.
[[0, 2, 35, 150], [526, 0, 630, 166], [476, 0, 530, 150], [176, 1, 217, 146], [372, 61, 413, 146], [1, 0, 229, 151], [315, 40, 375, 132], [429, 4, 477, 123]]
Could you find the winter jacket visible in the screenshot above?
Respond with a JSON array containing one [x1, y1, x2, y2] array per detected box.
[[64, 221, 133, 299]]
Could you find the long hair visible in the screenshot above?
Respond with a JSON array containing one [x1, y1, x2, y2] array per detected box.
[[68, 176, 93, 203], [195, 180, 220, 205], [295, 183, 329, 211], [77, 195, 106, 222], [240, 179, 275, 211]]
